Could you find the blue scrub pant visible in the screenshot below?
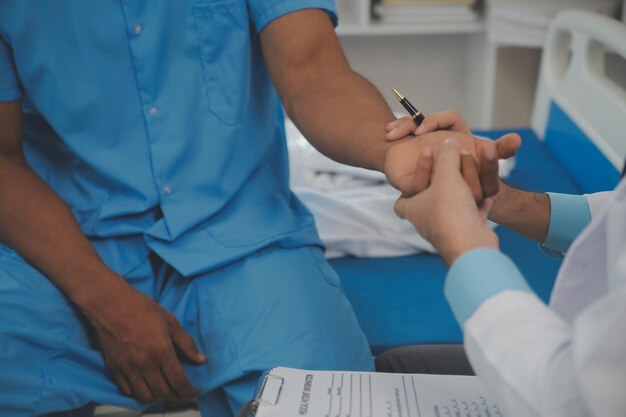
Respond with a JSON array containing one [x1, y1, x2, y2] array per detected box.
[[0, 244, 374, 417]]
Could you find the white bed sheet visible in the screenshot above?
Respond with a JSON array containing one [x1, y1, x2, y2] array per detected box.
[[286, 119, 514, 259]]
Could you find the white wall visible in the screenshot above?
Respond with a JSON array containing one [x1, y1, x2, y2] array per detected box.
[[339, 34, 482, 120], [337, 1, 626, 130], [339, 33, 541, 130]]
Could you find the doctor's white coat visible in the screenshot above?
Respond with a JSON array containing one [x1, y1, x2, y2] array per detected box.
[[464, 187, 626, 417]]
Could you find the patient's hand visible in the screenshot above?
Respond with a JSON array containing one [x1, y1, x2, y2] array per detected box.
[[384, 130, 520, 201], [91, 285, 205, 402], [383, 110, 521, 201]]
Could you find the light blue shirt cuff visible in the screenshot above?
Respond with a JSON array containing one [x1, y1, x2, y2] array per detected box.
[[541, 193, 591, 256], [445, 248, 532, 325]]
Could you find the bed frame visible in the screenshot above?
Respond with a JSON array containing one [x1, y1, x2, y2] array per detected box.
[[335, 10, 626, 354]]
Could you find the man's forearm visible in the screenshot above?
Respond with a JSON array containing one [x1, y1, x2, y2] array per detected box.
[[284, 67, 395, 172], [489, 181, 551, 243], [0, 156, 131, 318]]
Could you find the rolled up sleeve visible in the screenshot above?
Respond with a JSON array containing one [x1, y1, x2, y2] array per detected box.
[[0, 38, 21, 102], [247, 0, 338, 33]]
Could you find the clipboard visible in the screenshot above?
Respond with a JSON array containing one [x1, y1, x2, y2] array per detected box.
[[235, 367, 503, 417], [235, 372, 285, 417]]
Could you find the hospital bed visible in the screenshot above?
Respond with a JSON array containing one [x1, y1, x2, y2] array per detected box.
[[332, 10, 626, 355]]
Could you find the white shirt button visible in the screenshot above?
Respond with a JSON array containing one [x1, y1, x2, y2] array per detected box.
[[162, 184, 172, 195], [148, 106, 158, 116], [133, 23, 143, 35]]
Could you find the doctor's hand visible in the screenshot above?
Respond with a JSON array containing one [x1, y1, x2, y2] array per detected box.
[[383, 130, 520, 201], [384, 110, 521, 200], [394, 137, 499, 266], [88, 283, 205, 403], [386, 109, 471, 139]]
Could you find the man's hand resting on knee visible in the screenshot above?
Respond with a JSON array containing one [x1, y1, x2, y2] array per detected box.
[[87, 283, 206, 403], [0, 100, 205, 404]]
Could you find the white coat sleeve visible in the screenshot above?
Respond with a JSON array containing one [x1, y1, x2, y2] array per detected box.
[[464, 291, 587, 417]]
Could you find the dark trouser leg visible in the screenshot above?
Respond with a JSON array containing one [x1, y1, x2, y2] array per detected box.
[[375, 344, 474, 375]]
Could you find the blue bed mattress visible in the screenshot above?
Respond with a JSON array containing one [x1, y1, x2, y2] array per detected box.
[[330, 128, 583, 354]]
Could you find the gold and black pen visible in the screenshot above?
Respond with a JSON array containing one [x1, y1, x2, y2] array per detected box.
[[392, 88, 425, 127]]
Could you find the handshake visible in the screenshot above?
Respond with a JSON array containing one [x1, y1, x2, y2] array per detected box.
[[382, 110, 522, 266]]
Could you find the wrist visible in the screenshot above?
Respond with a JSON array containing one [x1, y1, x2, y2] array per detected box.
[[383, 135, 421, 187], [379, 140, 395, 174], [71, 268, 133, 322], [442, 242, 499, 266], [437, 228, 499, 266], [488, 182, 551, 242], [487, 180, 512, 224]]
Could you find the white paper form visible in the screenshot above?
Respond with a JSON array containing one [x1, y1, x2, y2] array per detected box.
[[254, 367, 504, 417]]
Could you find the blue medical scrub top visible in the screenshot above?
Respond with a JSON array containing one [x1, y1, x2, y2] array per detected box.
[[0, 1, 337, 277]]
